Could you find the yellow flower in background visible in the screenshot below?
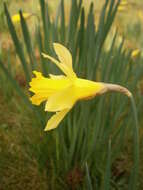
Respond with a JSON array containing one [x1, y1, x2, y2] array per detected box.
[[131, 49, 141, 58], [118, 6, 126, 12], [119, 0, 128, 6], [138, 10, 143, 21], [118, 0, 128, 12], [29, 43, 131, 131], [12, 13, 32, 23]]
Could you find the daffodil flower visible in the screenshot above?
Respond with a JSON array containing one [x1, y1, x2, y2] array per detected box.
[[29, 43, 131, 131], [117, 0, 128, 12], [12, 13, 32, 23], [131, 49, 141, 58]]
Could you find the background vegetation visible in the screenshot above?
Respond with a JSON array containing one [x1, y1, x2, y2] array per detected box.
[[0, 0, 143, 189]]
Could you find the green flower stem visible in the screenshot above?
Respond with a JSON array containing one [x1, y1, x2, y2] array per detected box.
[[129, 96, 139, 190]]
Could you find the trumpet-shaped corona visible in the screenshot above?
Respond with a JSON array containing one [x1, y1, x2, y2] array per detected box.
[[29, 43, 131, 131]]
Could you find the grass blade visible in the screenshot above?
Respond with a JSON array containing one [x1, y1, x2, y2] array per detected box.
[[0, 59, 31, 108], [60, 0, 65, 43], [36, 25, 48, 76], [103, 139, 111, 190], [0, 60, 44, 126], [4, 3, 31, 83], [85, 162, 93, 190], [39, 0, 51, 52], [19, 10, 37, 70], [129, 97, 139, 190]]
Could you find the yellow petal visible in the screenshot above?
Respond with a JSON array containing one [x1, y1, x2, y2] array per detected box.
[[53, 43, 73, 69], [45, 86, 76, 112], [42, 53, 70, 77], [44, 109, 70, 131], [49, 74, 66, 79], [53, 43, 76, 79], [45, 78, 105, 111], [42, 44, 76, 79]]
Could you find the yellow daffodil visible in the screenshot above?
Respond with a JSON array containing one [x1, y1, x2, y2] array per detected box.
[[131, 49, 141, 58], [138, 10, 143, 21], [117, 0, 128, 12], [120, 0, 128, 6], [117, 6, 126, 12], [29, 43, 131, 131], [12, 13, 32, 23]]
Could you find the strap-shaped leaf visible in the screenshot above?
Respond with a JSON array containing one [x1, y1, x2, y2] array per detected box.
[[19, 10, 37, 70], [4, 3, 30, 83]]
